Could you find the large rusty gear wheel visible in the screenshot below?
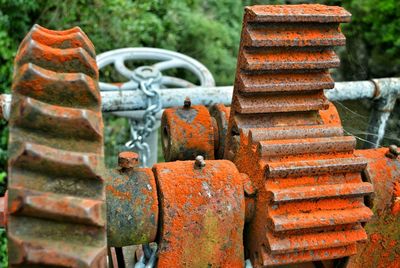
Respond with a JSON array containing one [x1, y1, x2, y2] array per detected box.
[[225, 5, 374, 267], [7, 25, 107, 267]]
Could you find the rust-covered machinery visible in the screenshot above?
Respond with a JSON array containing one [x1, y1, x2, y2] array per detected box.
[[1, 4, 400, 268]]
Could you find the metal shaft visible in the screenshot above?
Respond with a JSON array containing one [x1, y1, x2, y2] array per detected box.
[[2, 79, 400, 119]]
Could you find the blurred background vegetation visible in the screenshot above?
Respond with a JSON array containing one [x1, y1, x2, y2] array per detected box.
[[0, 0, 399, 266]]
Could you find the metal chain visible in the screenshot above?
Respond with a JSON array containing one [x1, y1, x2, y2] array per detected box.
[[125, 79, 162, 167], [134, 244, 157, 268]]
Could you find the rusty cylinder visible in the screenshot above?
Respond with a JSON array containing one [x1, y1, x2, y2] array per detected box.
[[106, 167, 159, 247], [161, 104, 230, 161]]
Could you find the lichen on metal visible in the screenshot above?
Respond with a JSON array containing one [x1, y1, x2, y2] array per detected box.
[[7, 24, 107, 267], [161, 104, 216, 161], [153, 160, 245, 267], [348, 148, 400, 267], [224, 4, 374, 266], [106, 162, 158, 247], [161, 103, 230, 161]]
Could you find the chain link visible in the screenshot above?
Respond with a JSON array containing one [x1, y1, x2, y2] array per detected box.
[[125, 78, 162, 167]]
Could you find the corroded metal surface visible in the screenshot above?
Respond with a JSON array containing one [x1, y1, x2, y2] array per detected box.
[[106, 166, 158, 247], [224, 5, 373, 267], [161, 104, 230, 161], [153, 160, 245, 267], [209, 104, 230, 159], [161, 105, 215, 161], [7, 25, 107, 267], [347, 148, 400, 268], [118, 151, 140, 169]]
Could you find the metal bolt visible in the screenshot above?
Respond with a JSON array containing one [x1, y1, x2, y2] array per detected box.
[[194, 155, 206, 169], [118, 151, 139, 169], [389, 145, 399, 156], [183, 97, 191, 109], [386, 145, 399, 159]]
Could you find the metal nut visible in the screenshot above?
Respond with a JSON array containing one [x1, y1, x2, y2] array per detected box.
[[118, 151, 139, 169], [183, 97, 191, 109], [194, 155, 206, 169], [389, 145, 399, 156], [386, 145, 399, 159]]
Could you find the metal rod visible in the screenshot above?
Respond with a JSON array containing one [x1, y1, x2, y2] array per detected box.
[[1, 78, 399, 148], [100, 86, 233, 112], [3, 79, 400, 116], [363, 78, 400, 148]]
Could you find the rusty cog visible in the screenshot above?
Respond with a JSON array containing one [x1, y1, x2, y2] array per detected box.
[[7, 25, 107, 267], [225, 5, 374, 267]]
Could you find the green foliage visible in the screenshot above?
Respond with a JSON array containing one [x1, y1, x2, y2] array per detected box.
[[341, 0, 400, 79], [0, 228, 6, 267], [33, 0, 246, 85]]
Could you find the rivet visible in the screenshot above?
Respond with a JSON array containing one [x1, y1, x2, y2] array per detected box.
[[194, 155, 206, 169], [118, 151, 139, 169], [183, 97, 191, 109], [389, 145, 399, 156]]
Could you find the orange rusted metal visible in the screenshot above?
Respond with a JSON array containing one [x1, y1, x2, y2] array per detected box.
[[106, 152, 158, 247], [161, 104, 215, 161], [224, 4, 374, 267], [209, 104, 230, 159], [161, 103, 230, 161], [347, 148, 400, 268], [153, 160, 245, 267], [118, 151, 140, 169], [7, 25, 107, 267]]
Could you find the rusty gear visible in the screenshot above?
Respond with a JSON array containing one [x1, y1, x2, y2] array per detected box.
[[225, 5, 374, 266], [7, 25, 107, 267]]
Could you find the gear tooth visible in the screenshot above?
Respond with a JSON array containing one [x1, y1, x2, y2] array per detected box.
[[33, 24, 82, 35], [9, 188, 105, 227], [267, 182, 373, 202], [260, 244, 357, 266], [21, 26, 96, 58], [243, 23, 346, 47], [266, 157, 367, 178], [269, 206, 372, 232], [8, 25, 106, 266], [258, 136, 356, 157], [8, 232, 106, 267], [249, 125, 344, 143], [234, 91, 329, 114], [15, 38, 98, 79], [13, 97, 102, 142], [245, 5, 351, 23], [238, 71, 334, 93], [266, 225, 367, 254], [10, 142, 102, 180], [12, 63, 100, 109], [240, 48, 340, 71]]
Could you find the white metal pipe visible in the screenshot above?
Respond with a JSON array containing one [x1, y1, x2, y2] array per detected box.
[[2, 79, 400, 121], [101, 86, 233, 112], [324, 80, 377, 101]]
